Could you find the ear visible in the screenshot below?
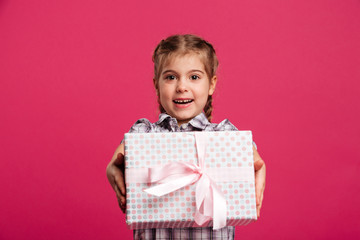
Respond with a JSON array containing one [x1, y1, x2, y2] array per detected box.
[[153, 78, 159, 96], [208, 76, 217, 96]]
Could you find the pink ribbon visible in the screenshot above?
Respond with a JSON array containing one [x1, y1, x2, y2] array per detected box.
[[143, 132, 227, 230]]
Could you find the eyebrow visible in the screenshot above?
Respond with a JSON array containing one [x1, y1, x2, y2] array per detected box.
[[161, 69, 205, 75]]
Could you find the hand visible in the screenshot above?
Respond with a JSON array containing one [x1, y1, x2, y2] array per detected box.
[[253, 146, 266, 218], [106, 144, 126, 213]]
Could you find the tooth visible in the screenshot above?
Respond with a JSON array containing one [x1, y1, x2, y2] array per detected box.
[[174, 99, 192, 103]]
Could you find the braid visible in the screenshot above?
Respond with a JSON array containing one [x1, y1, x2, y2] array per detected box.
[[204, 95, 213, 122]]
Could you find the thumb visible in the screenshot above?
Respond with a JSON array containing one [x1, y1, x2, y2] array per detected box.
[[114, 152, 125, 167], [254, 159, 265, 171]]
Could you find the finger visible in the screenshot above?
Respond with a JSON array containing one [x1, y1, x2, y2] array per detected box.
[[253, 147, 265, 218], [255, 176, 265, 218], [257, 192, 263, 209], [256, 185, 262, 206], [255, 165, 265, 207], [256, 191, 263, 217], [114, 184, 122, 202], [255, 170, 265, 205], [114, 171, 126, 196], [257, 192, 264, 218], [115, 185, 126, 213], [117, 198, 126, 213]]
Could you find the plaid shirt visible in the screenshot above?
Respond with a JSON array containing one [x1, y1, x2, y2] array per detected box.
[[128, 112, 237, 240]]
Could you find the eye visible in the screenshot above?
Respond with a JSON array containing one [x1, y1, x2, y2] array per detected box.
[[191, 75, 200, 80], [165, 75, 176, 80]]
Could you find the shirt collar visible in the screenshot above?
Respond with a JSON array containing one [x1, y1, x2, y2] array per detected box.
[[156, 113, 173, 125], [156, 112, 210, 130]]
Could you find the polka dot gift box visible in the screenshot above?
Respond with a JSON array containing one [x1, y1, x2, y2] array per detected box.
[[124, 131, 257, 230]]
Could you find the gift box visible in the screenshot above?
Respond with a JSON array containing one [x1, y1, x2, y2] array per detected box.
[[124, 131, 257, 230]]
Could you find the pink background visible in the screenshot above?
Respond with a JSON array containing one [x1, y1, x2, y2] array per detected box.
[[1, 0, 359, 239]]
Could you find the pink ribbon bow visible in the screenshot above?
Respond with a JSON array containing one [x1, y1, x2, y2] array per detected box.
[[144, 132, 227, 230]]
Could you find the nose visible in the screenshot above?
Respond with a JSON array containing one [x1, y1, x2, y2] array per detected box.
[[176, 78, 188, 93]]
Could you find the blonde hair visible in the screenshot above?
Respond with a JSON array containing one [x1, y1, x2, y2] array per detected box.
[[152, 34, 219, 122]]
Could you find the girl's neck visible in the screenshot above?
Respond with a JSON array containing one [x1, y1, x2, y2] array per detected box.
[[177, 119, 189, 127]]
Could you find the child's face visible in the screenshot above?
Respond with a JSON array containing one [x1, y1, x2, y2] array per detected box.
[[156, 53, 217, 126]]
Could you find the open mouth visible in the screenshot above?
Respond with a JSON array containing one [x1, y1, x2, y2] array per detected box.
[[173, 99, 194, 104]]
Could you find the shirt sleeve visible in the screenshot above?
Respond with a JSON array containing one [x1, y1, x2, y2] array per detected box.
[[120, 118, 152, 144], [128, 118, 152, 133], [214, 119, 239, 131]]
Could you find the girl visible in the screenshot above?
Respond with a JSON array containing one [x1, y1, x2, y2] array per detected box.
[[106, 34, 266, 240]]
